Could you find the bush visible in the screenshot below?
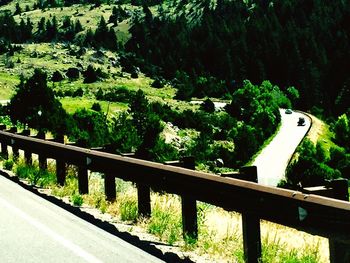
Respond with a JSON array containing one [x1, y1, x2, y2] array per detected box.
[[130, 71, 138, 79], [69, 109, 110, 147], [83, 65, 98, 83], [201, 98, 215, 113], [72, 87, 84, 97], [151, 78, 164, 89], [284, 139, 343, 188], [66, 67, 80, 80], [150, 138, 179, 163], [51, 70, 64, 82], [3, 159, 14, 170], [91, 102, 102, 112], [70, 193, 84, 206]]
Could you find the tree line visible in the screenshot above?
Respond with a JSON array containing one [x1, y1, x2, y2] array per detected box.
[[0, 4, 127, 51]]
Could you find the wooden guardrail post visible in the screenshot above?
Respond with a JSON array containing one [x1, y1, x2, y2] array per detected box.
[[102, 145, 116, 201], [328, 179, 350, 263], [75, 142, 88, 195], [55, 135, 66, 186], [105, 172, 116, 201], [240, 166, 262, 263], [10, 127, 19, 160], [78, 165, 89, 195], [21, 129, 32, 165], [36, 131, 47, 170], [137, 183, 151, 217], [181, 156, 198, 240], [125, 153, 151, 218], [0, 124, 8, 159]]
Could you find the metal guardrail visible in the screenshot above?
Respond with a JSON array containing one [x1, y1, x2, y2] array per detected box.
[[0, 127, 349, 262]]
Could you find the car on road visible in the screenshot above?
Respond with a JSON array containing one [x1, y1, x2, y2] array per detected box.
[[297, 117, 306, 126], [285, 109, 293, 114]]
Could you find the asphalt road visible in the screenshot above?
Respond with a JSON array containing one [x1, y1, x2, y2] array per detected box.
[[252, 109, 311, 186], [0, 175, 164, 263]]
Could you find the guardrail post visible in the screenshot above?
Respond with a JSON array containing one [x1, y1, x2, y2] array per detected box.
[[0, 124, 8, 159], [129, 153, 151, 218], [21, 129, 32, 165], [181, 156, 198, 240], [329, 179, 350, 263], [78, 165, 89, 195], [105, 173, 116, 201], [137, 183, 151, 217], [55, 135, 66, 186], [240, 166, 262, 263], [10, 127, 19, 160], [37, 131, 47, 170]]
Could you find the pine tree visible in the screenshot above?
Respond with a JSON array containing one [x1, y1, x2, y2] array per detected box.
[[14, 2, 21, 15]]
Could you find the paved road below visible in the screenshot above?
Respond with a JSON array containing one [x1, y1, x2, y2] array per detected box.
[[0, 175, 164, 263], [252, 109, 311, 186]]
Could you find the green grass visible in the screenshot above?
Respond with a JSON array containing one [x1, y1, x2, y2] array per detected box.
[[0, 72, 19, 99], [147, 193, 182, 245], [14, 159, 56, 187], [60, 97, 128, 114], [119, 193, 138, 222]]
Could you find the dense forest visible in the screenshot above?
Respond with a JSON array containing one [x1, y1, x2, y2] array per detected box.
[[1, 0, 350, 116], [125, 0, 350, 116]]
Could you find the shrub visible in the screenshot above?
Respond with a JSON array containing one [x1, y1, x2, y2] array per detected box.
[[3, 159, 14, 170], [71, 193, 84, 206], [66, 67, 80, 80], [130, 71, 138, 79], [91, 102, 102, 112], [51, 70, 64, 82], [72, 87, 84, 97], [69, 109, 110, 147], [83, 65, 98, 83], [151, 78, 164, 89], [201, 98, 215, 113]]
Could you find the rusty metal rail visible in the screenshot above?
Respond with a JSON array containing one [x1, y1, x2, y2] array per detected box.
[[0, 128, 349, 262]]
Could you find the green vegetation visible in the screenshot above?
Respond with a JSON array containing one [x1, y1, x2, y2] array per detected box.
[[126, 0, 350, 117], [282, 113, 350, 190], [0, 154, 326, 262]]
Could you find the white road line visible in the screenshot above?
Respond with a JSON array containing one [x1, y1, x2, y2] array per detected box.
[[0, 195, 103, 263]]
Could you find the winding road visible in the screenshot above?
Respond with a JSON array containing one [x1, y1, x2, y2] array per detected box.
[[252, 109, 311, 186]]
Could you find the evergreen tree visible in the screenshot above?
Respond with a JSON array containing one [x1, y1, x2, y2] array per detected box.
[[14, 2, 21, 15], [129, 89, 163, 159], [8, 69, 68, 134]]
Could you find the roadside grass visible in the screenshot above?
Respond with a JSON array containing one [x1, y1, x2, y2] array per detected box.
[[306, 114, 336, 156], [0, 155, 327, 262], [15, 160, 56, 187]]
